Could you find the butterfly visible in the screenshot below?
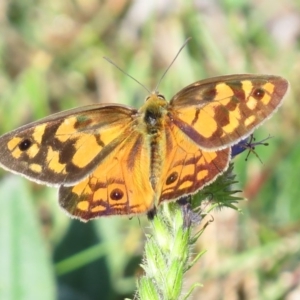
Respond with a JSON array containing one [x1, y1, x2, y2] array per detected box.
[[0, 74, 288, 221]]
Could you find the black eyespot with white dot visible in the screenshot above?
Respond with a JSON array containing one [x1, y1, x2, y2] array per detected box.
[[18, 139, 32, 151], [252, 88, 265, 100], [166, 172, 178, 185], [110, 188, 124, 201]]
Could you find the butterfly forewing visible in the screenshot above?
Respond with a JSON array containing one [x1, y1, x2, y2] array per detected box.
[[169, 75, 288, 150], [0, 104, 136, 186]]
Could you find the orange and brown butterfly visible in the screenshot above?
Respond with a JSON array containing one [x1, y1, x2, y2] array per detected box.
[[0, 72, 288, 221]]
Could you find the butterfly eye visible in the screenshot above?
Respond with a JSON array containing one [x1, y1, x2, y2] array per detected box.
[[110, 188, 124, 201], [157, 94, 165, 100], [252, 88, 265, 100], [166, 172, 178, 185], [18, 139, 32, 151]]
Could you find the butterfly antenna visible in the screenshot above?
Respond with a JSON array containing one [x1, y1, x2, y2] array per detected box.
[[154, 37, 191, 93], [103, 56, 151, 94]]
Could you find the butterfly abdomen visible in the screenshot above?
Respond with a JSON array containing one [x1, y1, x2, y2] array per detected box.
[[148, 134, 163, 192], [140, 94, 169, 193]]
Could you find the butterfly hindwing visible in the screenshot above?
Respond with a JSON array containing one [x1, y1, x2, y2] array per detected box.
[[158, 123, 230, 203], [59, 131, 155, 221]]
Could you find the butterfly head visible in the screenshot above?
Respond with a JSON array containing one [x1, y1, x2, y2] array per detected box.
[[145, 92, 166, 102], [139, 93, 169, 128]]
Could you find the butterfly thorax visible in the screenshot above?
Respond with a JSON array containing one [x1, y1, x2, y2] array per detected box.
[[138, 94, 169, 193]]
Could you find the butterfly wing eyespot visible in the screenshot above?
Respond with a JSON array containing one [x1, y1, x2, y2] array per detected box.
[[110, 188, 124, 201], [166, 172, 178, 185], [0, 104, 136, 186], [252, 87, 265, 100], [169, 74, 288, 150], [18, 139, 33, 151]]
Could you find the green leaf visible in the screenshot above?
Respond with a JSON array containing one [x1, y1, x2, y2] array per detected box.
[[0, 176, 56, 300]]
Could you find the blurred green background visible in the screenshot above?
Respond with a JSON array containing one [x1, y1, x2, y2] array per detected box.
[[0, 1, 299, 299]]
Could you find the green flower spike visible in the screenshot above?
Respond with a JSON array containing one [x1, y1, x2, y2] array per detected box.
[[130, 163, 242, 300]]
